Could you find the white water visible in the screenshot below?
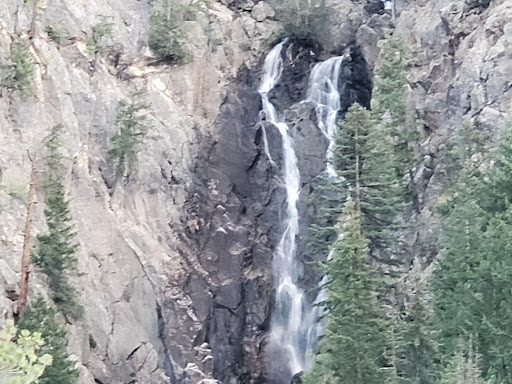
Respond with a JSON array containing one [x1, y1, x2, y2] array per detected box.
[[307, 56, 344, 176], [258, 43, 345, 378], [304, 55, 345, 367], [258, 41, 308, 376]]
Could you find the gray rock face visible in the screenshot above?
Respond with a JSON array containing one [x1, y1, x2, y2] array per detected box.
[[2, 0, 512, 383], [0, 0, 279, 383]]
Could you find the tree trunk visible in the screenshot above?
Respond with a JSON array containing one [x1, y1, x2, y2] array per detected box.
[[18, 154, 37, 315]]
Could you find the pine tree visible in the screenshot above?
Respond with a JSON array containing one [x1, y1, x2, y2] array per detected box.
[[33, 124, 82, 319], [440, 339, 492, 384], [433, 121, 512, 382], [334, 103, 405, 253], [372, 37, 417, 178], [334, 104, 371, 200], [17, 298, 78, 384], [0, 37, 35, 99], [360, 118, 406, 252], [395, 261, 440, 384], [437, 121, 488, 188], [304, 203, 390, 384], [305, 176, 345, 264], [109, 90, 150, 182]]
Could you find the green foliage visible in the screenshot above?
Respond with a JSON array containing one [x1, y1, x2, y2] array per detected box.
[[148, 0, 191, 63], [0, 38, 35, 99], [304, 176, 345, 264], [45, 23, 69, 46], [33, 124, 83, 319], [0, 320, 52, 384], [440, 339, 493, 384], [109, 91, 151, 179], [372, 37, 418, 179], [395, 262, 440, 384], [268, 0, 327, 41], [334, 103, 405, 253], [304, 203, 390, 384], [87, 20, 113, 54], [436, 121, 488, 188], [18, 298, 78, 384], [433, 120, 512, 382], [3, 180, 29, 202]]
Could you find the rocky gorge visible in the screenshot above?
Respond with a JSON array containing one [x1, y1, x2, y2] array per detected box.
[[1, 0, 512, 383]]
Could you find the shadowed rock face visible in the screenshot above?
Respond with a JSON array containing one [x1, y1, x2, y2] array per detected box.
[[186, 44, 373, 383]]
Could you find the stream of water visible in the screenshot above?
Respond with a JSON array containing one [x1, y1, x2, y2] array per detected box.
[[258, 43, 344, 379], [258, 41, 306, 377]]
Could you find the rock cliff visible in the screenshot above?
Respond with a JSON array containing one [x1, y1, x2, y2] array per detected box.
[[1, 0, 512, 383]]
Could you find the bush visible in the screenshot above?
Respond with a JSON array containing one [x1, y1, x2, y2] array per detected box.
[[148, 0, 191, 63], [87, 20, 113, 54], [267, 0, 327, 41], [18, 298, 78, 384], [0, 320, 52, 384], [0, 38, 34, 99], [45, 23, 69, 46], [109, 91, 151, 179]]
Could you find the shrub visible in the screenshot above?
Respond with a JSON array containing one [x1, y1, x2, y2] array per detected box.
[[18, 298, 78, 384], [0, 38, 35, 99], [267, 0, 327, 41], [109, 91, 151, 179], [87, 20, 113, 54], [45, 23, 69, 46], [148, 0, 191, 63], [0, 320, 52, 384]]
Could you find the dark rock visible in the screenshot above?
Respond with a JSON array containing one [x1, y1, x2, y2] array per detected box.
[[340, 45, 373, 113]]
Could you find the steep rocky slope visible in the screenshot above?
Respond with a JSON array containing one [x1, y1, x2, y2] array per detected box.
[[1, 0, 512, 383]]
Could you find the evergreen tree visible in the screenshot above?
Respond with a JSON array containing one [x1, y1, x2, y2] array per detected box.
[[334, 103, 405, 253], [433, 121, 512, 382], [395, 261, 440, 384], [372, 37, 417, 178], [440, 339, 493, 384], [33, 124, 82, 319], [304, 203, 390, 384], [148, 0, 190, 63], [305, 176, 345, 265], [0, 37, 35, 99], [109, 90, 150, 181], [437, 121, 488, 188], [17, 298, 78, 384]]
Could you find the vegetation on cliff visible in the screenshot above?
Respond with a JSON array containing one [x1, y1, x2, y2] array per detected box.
[[33, 124, 83, 319], [0, 320, 52, 384], [17, 298, 78, 384]]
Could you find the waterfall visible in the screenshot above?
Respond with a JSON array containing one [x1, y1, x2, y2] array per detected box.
[[304, 55, 345, 366], [307, 56, 344, 176], [258, 43, 345, 379], [258, 41, 308, 377]]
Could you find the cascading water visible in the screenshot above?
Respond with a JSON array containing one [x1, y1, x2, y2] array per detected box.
[[258, 42, 345, 379], [304, 55, 345, 366], [307, 56, 344, 176], [258, 41, 309, 378]]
